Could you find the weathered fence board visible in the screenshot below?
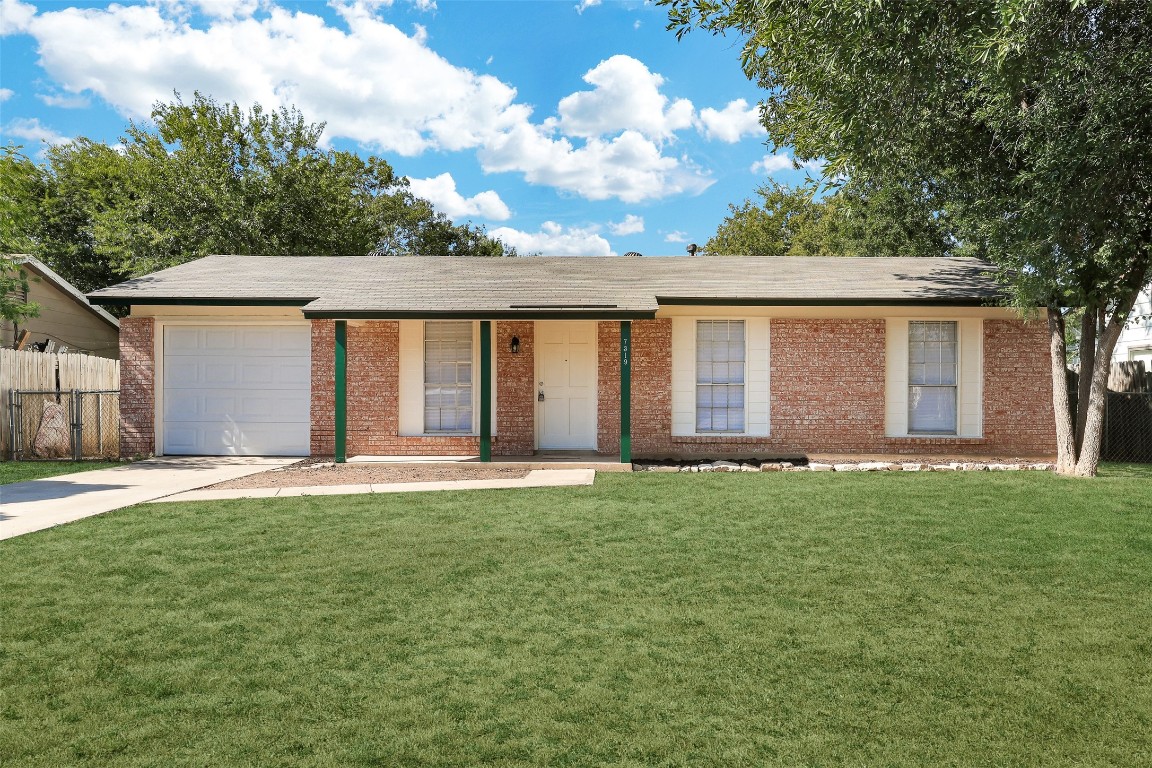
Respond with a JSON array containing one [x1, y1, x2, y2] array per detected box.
[[1, 349, 119, 458]]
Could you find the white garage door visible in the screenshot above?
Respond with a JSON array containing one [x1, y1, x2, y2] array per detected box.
[[162, 325, 311, 456]]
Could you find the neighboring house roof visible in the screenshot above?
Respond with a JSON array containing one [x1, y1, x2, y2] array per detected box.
[[11, 255, 120, 330], [88, 254, 1005, 319]]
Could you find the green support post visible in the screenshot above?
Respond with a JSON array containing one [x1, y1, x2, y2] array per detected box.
[[620, 320, 631, 464], [335, 320, 347, 464], [480, 320, 492, 462]]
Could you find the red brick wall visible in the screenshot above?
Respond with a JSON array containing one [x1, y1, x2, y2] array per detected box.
[[597, 322, 621, 455], [119, 316, 155, 458], [304, 316, 1056, 460], [982, 318, 1056, 454], [495, 321, 536, 455], [310, 320, 335, 456], [769, 319, 887, 453], [615, 317, 1056, 459]]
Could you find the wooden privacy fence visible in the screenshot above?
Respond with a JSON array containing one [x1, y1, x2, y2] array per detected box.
[[1, 349, 120, 459]]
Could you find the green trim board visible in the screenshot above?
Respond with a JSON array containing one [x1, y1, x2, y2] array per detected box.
[[89, 297, 314, 307], [335, 320, 347, 464], [304, 310, 657, 321], [654, 296, 1000, 307], [620, 320, 631, 464], [479, 320, 492, 463]]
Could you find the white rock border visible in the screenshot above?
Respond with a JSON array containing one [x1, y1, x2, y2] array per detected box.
[[634, 459, 1054, 473]]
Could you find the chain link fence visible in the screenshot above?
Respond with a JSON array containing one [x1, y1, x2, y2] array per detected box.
[[1104, 391, 1152, 463], [7, 389, 120, 460]]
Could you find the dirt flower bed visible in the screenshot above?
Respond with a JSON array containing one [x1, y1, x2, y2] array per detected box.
[[208, 460, 531, 490]]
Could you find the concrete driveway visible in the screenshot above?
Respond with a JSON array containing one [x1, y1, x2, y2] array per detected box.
[[0, 457, 298, 541]]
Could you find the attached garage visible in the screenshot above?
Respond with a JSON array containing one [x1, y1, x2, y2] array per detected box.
[[160, 324, 310, 456]]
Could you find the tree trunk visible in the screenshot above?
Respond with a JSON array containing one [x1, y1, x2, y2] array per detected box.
[[1048, 307, 1078, 474], [1064, 279, 1147, 476], [1074, 308, 1096, 453]]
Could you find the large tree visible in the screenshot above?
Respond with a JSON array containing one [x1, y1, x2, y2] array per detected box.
[[706, 178, 951, 257], [664, 0, 1152, 476], [1, 93, 516, 293]]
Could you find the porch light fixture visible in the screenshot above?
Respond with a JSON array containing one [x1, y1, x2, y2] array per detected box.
[[510, 335, 520, 354]]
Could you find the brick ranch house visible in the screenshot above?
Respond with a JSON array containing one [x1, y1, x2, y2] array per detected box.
[[88, 254, 1056, 463]]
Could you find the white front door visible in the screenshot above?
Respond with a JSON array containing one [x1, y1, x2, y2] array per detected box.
[[536, 321, 598, 450]]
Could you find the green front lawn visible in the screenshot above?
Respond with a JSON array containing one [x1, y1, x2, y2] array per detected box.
[[0, 460, 123, 486], [3, 469, 1151, 766]]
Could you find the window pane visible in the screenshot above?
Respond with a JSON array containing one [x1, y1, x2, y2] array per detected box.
[[695, 320, 746, 433], [425, 322, 473, 432], [910, 386, 957, 433]]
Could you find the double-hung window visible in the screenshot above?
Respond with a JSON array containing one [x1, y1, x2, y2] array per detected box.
[[908, 321, 957, 433], [424, 321, 473, 432], [696, 320, 745, 432]]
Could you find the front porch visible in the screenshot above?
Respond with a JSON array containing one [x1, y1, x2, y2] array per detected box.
[[328, 318, 637, 464]]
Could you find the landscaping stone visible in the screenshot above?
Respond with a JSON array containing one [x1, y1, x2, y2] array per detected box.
[[741, 463, 759, 472], [834, 463, 861, 472], [901, 463, 925, 471], [760, 463, 782, 472], [808, 463, 833, 471], [652, 466, 679, 473], [1030, 463, 1055, 471], [961, 462, 988, 471], [712, 460, 741, 471], [930, 464, 954, 471], [859, 462, 895, 471]]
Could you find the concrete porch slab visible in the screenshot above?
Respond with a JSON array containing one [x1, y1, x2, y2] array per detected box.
[[348, 455, 632, 472]]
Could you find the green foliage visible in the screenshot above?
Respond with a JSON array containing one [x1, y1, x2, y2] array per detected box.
[[706, 178, 951, 257], [2, 472, 1151, 765], [663, 0, 1151, 308], [0, 255, 40, 324], [4, 93, 516, 293]]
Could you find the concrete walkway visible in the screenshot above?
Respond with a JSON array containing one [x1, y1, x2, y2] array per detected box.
[[0, 457, 298, 540], [154, 468, 596, 503]]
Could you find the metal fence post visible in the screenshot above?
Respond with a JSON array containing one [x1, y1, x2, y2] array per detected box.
[[7, 389, 16, 461], [71, 389, 83, 461], [96, 393, 103, 457]]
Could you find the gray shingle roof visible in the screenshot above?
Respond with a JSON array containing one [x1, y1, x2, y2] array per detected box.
[[88, 255, 1004, 318]]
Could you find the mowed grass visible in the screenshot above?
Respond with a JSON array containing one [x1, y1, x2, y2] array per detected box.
[[0, 460, 123, 486], [2, 468, 1151, 767]]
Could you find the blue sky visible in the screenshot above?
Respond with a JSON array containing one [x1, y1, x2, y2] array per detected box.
[[1, 0, 816, 256]]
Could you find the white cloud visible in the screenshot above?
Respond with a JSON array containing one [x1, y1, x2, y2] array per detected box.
[[481, 125, 712, 203], [152, 0, 262, 20], [8, 2, 720, 203], [1, 117, 69, 147], [16, 1, 527, 157], [664, 230, 689, 243], [489, 221, 612, 256], [0, 0, 36, 34], [576, 0, 601, 14], [698, 98, 762, 143], [407, 173, 511, 221], [609, 214, 644, 236], [0, 88, 13, 102], [556, 55, 694, 141], [37, 92, 90, 109], [750, 154, 796, 174]]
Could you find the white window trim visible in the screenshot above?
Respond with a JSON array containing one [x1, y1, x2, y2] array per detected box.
[[423, 320, 477, 435], [399, 320, 497, 438], [672, 316, 770, 438], [907, 320, 960, 436], [695, 319, 748, 435], [886, 318, 982, 438]]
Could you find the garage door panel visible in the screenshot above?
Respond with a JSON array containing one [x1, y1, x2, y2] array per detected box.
[[162, 325, 310, 456]]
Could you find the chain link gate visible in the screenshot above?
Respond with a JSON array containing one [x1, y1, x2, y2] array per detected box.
[[7, 389, 120, 460]]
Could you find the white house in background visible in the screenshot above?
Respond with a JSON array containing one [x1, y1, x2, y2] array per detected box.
[[1113, 286, 1152, 370]]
